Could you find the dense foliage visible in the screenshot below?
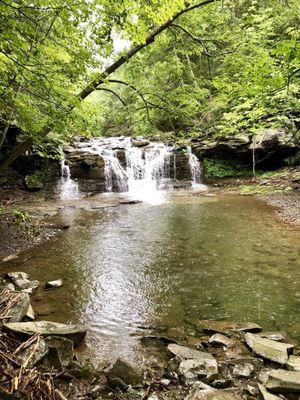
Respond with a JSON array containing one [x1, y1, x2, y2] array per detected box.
[[0, 0, 299, 166], [100, 0, 300, 139]]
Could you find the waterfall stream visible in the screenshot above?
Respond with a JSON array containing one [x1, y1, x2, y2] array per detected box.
[[60, 137, 204, 202]]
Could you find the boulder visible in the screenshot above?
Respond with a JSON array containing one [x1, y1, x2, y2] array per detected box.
[[45, 279, 63, 289], [287, 355, 300, 371], [232, 362, 254, 378], [16, 337, 48, 368], [4, 292, 30, 323], [131, 139, 150, 147], [266, 369, 300, 393], [107, 359, 142, 388], [197, 320, 262, 334], [3, 321, 87, 346], [258, 384, 282, 400], [167, 344, 218, 381], [6, 272, 39, 294], [208, 333, 235, 347], [45, 336, 74, 369], [245, 333, 294, 364], [256, 332, 289, 343]]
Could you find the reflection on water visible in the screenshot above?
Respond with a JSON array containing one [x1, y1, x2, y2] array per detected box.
[[2, 195, 300, 363]]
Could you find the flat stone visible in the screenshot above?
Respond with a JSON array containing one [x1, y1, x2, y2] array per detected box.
[[107, 359, 142, 387], [197, 320, 261, 334], [168, 344, 214, 360], [266, 369, 300, 393], [3, 321, 87, 346], [245, 333, 294, 364], [287, 356, 300, 371], [16, 337, 48, 368], [257, 332, 289, 343], [45, 279, 63, 289], [258, 384, 282, 400], [208, 333, 235, 347]]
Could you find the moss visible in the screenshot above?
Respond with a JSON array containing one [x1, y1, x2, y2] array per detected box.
[[237, 184, 293, 195]]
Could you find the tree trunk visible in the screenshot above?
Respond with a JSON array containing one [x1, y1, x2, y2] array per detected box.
[[0, 0, 214, 172]]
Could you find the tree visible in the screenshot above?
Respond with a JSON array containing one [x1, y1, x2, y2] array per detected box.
[[0, 0, 215, 171]]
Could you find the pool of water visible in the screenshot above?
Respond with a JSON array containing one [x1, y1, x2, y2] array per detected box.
[[2, 194, 300, 363]]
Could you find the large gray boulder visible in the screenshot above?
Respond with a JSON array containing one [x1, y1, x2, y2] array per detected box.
[[266, 369, 300, 393], [107, 359, 143, 388], [3, 321, 87, 346], [245, 333, 294, 364]]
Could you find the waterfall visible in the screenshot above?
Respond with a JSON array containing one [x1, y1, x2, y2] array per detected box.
[[187, 146, 202, 188], [61, 137, 205, 202], [58, 160, 80, 199], [126, 143, 171, 204]]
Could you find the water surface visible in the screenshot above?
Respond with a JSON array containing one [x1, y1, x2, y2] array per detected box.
[[3, 194, 300, 363]]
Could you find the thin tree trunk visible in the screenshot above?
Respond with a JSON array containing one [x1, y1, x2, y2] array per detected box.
[[0, 0, 214, 171]]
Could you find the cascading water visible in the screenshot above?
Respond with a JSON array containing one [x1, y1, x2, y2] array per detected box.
[[60, 137, 205, 202], [58, 160, 80, 200]]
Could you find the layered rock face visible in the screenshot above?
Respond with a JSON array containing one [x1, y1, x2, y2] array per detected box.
[[191, 128, 299, 169]]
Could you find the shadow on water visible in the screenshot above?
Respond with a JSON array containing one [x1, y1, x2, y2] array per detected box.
[[2, 194, 300, 363]]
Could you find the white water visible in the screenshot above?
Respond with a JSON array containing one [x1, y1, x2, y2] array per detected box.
[[59, 137, 204, 203], [58, 160, 80, 200]]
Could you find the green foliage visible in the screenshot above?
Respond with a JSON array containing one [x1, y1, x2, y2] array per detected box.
[[238, 184, 293, 195], [13, 209, 31, 223], [203, 158, 252, 179], [0, 205, 5, 214]]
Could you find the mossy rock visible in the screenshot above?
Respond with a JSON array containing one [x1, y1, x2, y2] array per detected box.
[[24, 174, 44, 190]]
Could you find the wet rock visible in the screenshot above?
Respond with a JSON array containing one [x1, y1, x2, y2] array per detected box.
[[197, 320, 262, 334], [211, 379, 233, 389], [287, 356, 300, 371], [17, 338, 48, 368], [68, 361, 96, 380], [208, 333, 235, 347], [107, 359, 143, 388], [245, 333, 294, 364], [5, 292, 30, 322], [167, 344, 218, 381], [6, 272, 39, 294], [258, 384, 282, 400], [45, 279, 63, 289], [119, 199, 142, 205], [45, 336, 73, 369], [132, 139, 150, 147], [266, 369, 300, 393], [3, 321, 87, 346]]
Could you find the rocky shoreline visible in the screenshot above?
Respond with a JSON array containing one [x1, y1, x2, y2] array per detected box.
[[0, 273, 299, 399]]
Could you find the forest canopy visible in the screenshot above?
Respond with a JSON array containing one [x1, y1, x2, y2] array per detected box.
[[0, 0, 299, 169]]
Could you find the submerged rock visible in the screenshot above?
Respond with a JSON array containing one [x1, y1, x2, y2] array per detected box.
[[45, 279, 63, 289], [6, 272, 39, 294], [107, 359, 142, 388], [245, 333, 294, 364], [266, 369, 300, 393], [3, 321, 87, 346], [197, 320, 261, 334], [1, 254, 18, 263]]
